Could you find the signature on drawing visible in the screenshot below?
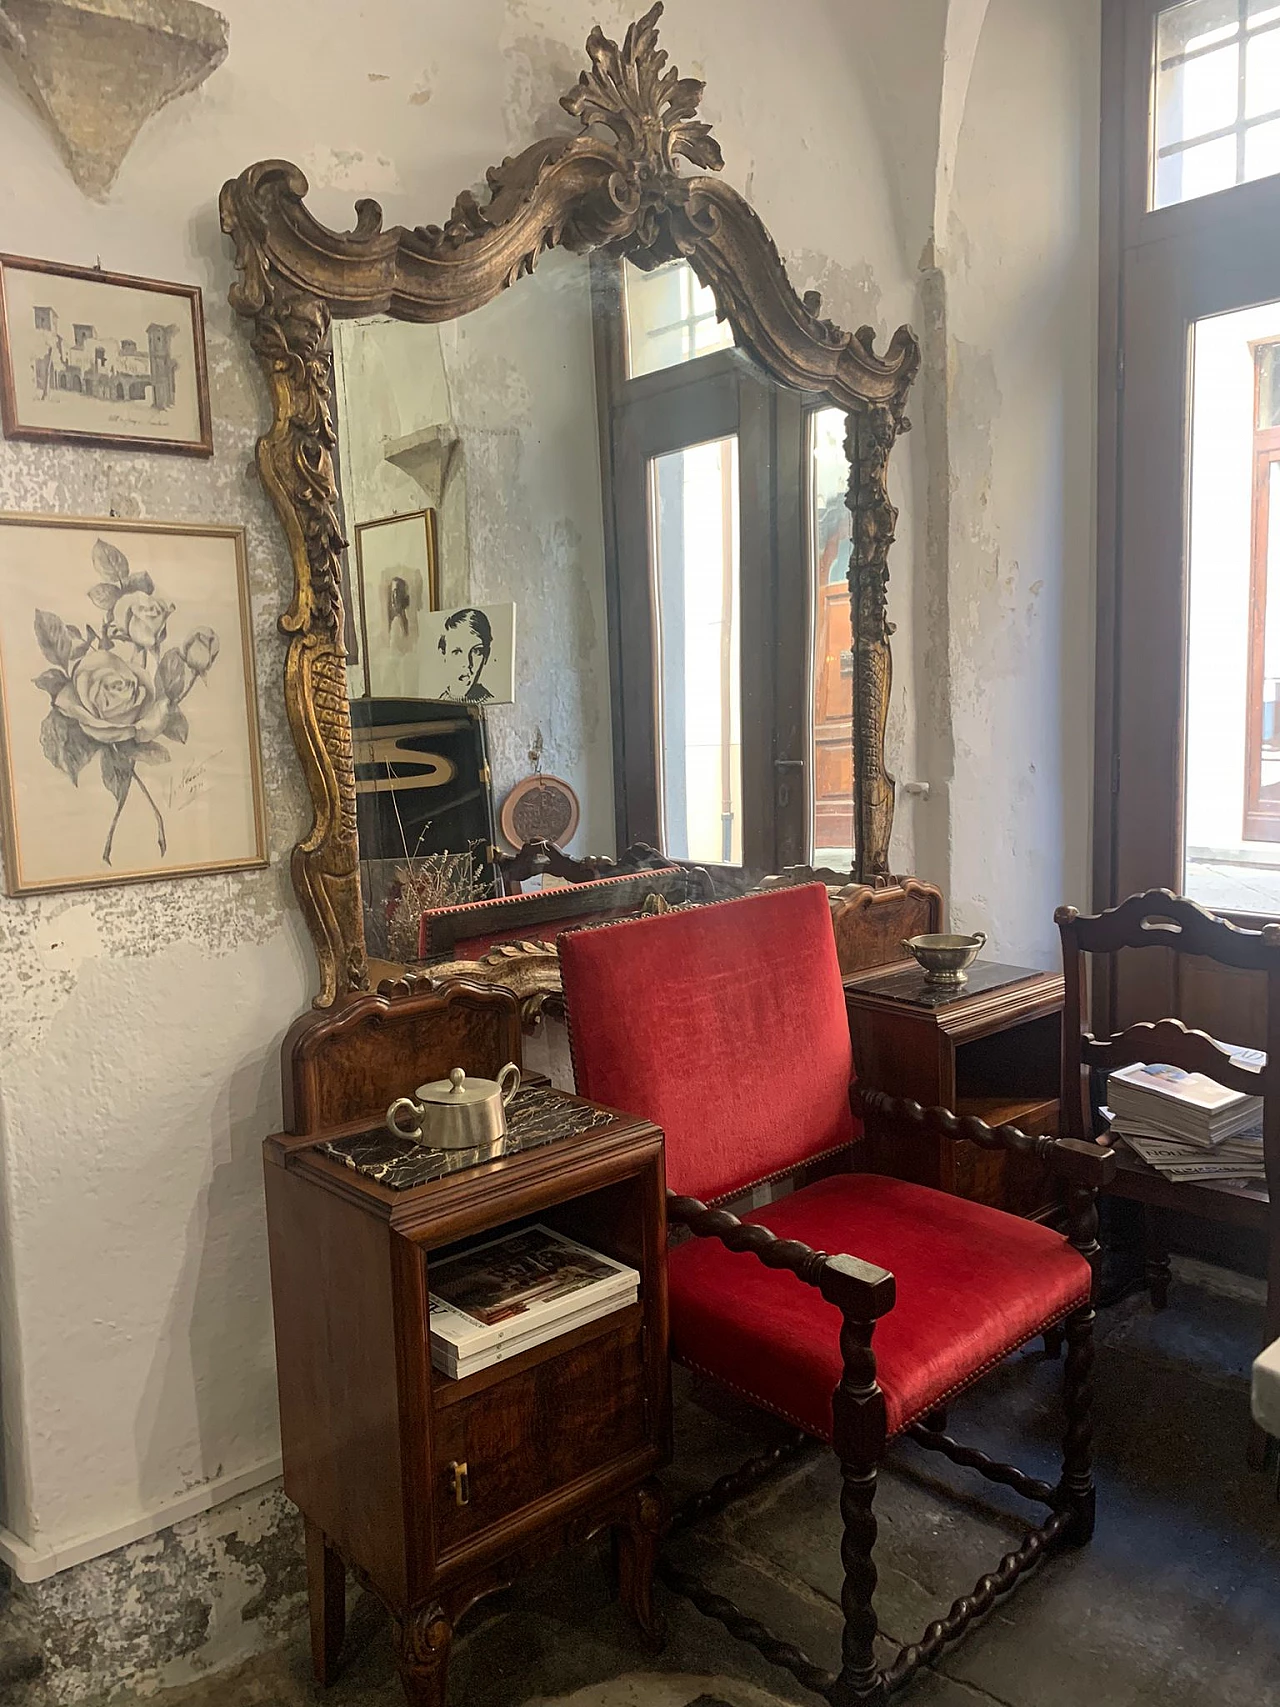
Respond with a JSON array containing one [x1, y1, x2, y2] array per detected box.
[[166, 752, 221, 813]]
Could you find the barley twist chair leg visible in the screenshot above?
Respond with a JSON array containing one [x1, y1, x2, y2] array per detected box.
[[827, 1315, 889, 1707], [1058, 1302, 1097, 1546]]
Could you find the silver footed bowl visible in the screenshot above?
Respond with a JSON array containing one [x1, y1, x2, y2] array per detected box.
[[901, 931, 987, 985]]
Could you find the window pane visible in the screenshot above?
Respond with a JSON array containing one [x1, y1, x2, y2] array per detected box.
[[1259, 341, 1280, 426], [649, 436, 742, 865], [1183, 302, 1280, 914], [1156, 40, 1240, 152], [1246, 114, 1280, 176], [624, 260, 734, 379], [1153, 1, 1280, 205], [1246, 26, 1280, 114], [1260, 461, 1280, 807], [1155, 132, 1239, 206], [1158, 0, 1239, 62], [807, 407, 855, 869]]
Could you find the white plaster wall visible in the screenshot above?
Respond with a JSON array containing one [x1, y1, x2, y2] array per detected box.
[[939, 0, 1101, 964], [0, 0, 919, 1569]]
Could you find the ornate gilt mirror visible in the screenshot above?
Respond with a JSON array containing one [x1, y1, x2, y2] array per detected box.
[[220, 3, 919, 1008]]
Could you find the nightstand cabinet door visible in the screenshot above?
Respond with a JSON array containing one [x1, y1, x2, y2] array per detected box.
[[432, 1306, 649, 1555]]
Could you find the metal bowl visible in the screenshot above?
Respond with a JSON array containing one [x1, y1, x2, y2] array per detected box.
[[901, 931, 987, 985]]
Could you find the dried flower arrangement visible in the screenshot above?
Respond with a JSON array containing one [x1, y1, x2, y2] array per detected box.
[[383, 848, 489, 964]]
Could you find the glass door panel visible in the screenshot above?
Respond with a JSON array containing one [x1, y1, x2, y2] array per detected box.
[[648, 435, 742, 865], [807, 406, 855, 867], [1183, 299, 1280, 910]]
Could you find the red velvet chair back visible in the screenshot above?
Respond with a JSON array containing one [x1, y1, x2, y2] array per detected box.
[[559, 885, 856, 1203]]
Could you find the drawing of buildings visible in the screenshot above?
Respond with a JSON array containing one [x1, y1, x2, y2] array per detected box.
[[30, 306, 177, 410]]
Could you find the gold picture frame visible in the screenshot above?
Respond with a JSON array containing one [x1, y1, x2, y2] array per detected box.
[[0, 254, 214, 457], [352, 508, 440, 697], [0, 513, 267, 894]]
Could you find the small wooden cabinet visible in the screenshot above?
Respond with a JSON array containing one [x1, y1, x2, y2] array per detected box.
[[845, 960, 1065, 1218], [266, 979, 671, 1707]]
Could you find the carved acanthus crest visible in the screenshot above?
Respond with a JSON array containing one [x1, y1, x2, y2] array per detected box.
[[562, 4, 723, 179]]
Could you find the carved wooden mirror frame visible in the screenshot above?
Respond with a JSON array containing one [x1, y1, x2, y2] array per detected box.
[[219, 3, 919, 1008]]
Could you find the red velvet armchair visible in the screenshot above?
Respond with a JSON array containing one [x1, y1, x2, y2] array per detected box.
[[559, 884, 1115, 1706]]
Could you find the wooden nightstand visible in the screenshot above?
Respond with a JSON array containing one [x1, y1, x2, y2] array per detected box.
[[845, 960, 1065, 1218], [267, 979, 671, 1707]]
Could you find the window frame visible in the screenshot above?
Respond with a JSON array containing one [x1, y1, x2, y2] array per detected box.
[[1242, 340, 1280, 838], [592, 254, 826, 877]]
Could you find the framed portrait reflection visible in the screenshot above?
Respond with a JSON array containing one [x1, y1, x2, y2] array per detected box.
[[354, 509, 440, 697]]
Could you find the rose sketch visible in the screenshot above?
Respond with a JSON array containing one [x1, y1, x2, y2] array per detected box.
[[32, 539, 220, 865]]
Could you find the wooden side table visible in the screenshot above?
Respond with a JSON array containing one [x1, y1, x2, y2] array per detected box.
[[267, 979, 671, 1707], [845, 960, 1065, 1218]]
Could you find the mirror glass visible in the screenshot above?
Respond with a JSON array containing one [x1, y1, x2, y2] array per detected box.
[[331, 248, 613, 957], [329, 250, 857, 961]]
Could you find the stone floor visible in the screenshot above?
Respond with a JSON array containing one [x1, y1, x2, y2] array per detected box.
[[11, 1257, 1280, 1707]]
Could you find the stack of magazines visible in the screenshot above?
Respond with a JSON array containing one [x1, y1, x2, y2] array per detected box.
[[428, 1223, 640, 1380], [1105, 1050, 1266, 1183]]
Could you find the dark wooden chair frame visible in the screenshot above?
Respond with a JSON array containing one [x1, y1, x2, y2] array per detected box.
[[1056, 891, 1280, 1296], [655, 1086, 1116, 1706], [1056, 887, 1280, 1464]]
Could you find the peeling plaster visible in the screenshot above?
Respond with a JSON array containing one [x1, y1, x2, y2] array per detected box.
[[9, 1483, 304, 1702]]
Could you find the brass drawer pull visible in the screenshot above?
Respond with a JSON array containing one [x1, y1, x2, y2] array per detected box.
[[449, 1460, 470, 1507]]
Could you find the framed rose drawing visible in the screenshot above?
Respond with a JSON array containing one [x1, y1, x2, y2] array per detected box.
[[0, 515, 267, 894], [0, 256, 213, 455]]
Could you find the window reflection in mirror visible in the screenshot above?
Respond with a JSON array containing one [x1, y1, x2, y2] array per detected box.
[[649, 435, 743, 866], [808, 406, 855, 868], [623, 259, 734, 379]]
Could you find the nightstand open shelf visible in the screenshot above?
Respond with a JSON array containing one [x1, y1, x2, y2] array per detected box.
[[846, 960, 1065, 1219]]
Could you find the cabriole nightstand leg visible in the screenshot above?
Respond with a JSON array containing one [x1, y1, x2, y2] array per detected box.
[[614, 1478, 667, 1649], [394, 1603, 453, 1707], [304, 1519, 346, 1685]]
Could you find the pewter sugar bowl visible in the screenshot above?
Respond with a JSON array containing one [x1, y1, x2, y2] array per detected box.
[[387, 1063, 521, 1150]]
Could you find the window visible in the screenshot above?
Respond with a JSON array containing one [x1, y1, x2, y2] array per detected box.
[[650, 436, 742, 864], [595, 255, 848, 876], [1153, 0, 1280, 208], [1182, 303, 1280, 909], [33, 306, 51, 331], [808, 406, 854, 868], [622, 260, 734, 379]]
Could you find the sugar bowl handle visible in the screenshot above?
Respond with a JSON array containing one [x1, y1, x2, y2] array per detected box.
[[972, 931, 988, 950], [386, 1096, 425, 1141], [497, 1062, 521, 1107]]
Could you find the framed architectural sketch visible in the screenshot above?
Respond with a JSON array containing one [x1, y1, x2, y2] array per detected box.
[[0, 515, 267, 894], [0, 256, 213, 455], [354, 509, 439, 697]]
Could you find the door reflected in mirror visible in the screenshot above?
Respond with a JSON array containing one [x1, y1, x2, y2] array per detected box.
[[649, 434, 743, 866], [809, 405, 855, 869]]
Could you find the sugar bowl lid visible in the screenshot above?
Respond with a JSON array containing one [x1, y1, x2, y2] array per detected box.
[[415, 1066, 503, 1105]]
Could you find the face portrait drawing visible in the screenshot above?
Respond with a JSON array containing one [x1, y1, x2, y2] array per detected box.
[[386, 574, 412, 638], [437, 608, 494, 703]]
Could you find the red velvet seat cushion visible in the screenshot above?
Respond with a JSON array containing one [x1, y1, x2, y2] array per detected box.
[[668, 1172, 1091, 1440], [561, 886, 856, 1203]]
